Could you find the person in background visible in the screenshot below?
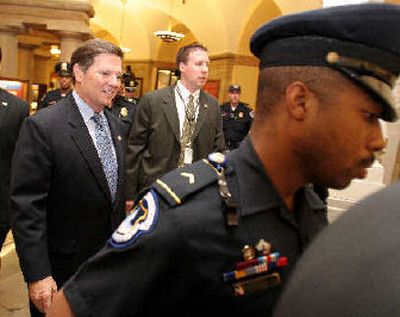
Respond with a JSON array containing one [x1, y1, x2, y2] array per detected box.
[[38, 62, 73, 110], [48, 3, 398, 316], [0, 46, 29, 249], [124, 42, 225, 210], [10, 38, 127, 316], [220, 84, 253, 151], [109, 74, 138, 137]]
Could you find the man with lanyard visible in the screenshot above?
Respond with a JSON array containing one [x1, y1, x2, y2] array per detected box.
[[124, 42, 225, 210]]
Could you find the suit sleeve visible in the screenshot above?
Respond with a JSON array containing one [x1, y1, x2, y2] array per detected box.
[[125, 96, 151, 200], [10, 116, 53, 283]]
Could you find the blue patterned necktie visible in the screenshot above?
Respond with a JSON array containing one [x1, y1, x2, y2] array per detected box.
[[92, 112, 118, 201]]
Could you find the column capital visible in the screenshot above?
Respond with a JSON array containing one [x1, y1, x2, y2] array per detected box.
[[0, 24, 25, 35], [53, 30, 92, 42], [0, 0, 94, 18]]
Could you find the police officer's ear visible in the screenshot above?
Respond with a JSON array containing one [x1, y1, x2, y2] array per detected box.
[[285, 81, 317, 121]]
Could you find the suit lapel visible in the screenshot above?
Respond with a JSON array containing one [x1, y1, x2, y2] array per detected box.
[[193, 90, 209, 140], [67, 96, 112, 202], [160, 86, 180, 143]]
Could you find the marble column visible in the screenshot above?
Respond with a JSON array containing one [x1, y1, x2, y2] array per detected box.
[[0, 29, 19, 78], [59, 33, 85, 62]]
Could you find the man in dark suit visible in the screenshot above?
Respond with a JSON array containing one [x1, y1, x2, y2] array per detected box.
[[0, 47, 29, 248], [10, 39, 126, 316], [125, 43, 225, 209]]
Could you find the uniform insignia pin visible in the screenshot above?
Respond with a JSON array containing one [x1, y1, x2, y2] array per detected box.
[[120, 107, 128, 117], [241, 245, 256, 261], [180, 172, 195, 184], [256, 239, 272, 255]]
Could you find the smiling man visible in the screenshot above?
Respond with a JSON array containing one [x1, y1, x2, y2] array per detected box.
[[125, 42, 225, 210], [10, 39, 127, 317]]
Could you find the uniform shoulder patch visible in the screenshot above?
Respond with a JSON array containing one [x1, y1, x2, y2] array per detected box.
[[110, 189, 159, 249]]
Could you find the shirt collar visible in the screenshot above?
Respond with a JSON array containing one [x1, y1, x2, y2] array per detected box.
[[73, 90, 105, 123], [176, 80, 200, 100], [228, 137, 326, 217]]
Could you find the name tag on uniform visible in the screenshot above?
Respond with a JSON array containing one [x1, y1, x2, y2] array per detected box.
[[184, 147, 193, 165]]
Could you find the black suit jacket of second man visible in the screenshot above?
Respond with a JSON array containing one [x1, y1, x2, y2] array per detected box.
[[126, 86, 225, 200]]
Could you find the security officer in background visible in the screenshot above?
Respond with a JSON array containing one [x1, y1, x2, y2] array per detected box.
[[109, 75, 137, 136], [221, 84, 253, 151], [38, 62, 73, 110], [48, 4, 399, 317]]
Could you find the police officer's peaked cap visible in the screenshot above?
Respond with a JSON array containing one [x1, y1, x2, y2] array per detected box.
[[229, 84, 241, 93], [250, 3, 400, 122], [55, 62, 72, 77], [124, 77, 138, 90]]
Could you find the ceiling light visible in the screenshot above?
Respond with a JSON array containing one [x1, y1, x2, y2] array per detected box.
[[154, 30, 185, 43]]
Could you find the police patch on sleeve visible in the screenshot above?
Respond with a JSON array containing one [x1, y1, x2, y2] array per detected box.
[[110, 190, 159, 249]]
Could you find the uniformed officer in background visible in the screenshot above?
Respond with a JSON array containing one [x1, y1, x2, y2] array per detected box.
[[109, 74, 138, 136], [221, 84, 253, 151], [48, 4, 400, 316], [37, 62, 73, 110]]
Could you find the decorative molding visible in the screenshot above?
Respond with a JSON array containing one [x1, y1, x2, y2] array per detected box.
[[210, 52, 259, 67], [0, 0, 94, 17]]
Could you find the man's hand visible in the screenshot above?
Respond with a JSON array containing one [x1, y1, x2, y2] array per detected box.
[[125, 200, 134, 213], [29, 276, 58, 313]]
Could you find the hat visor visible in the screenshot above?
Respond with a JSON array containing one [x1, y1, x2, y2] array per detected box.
[[57, 71, 72, 77], [340, 68, 398, 122]]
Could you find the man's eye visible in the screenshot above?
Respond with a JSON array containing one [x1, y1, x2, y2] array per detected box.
[[363, 111, 379, 122]]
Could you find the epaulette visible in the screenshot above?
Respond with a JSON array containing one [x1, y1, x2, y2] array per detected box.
[[152, 158, 221, 207], [153, 152, 239, 227]]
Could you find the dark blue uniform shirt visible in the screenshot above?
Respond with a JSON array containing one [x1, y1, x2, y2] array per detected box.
[[63, 137, 327, 316], [221, 102, 253, 150], [38, 89, 71, 110]]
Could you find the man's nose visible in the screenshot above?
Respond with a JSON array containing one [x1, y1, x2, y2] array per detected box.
[[370, 123, 386, 154]]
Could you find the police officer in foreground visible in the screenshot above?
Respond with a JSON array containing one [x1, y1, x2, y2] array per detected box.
[[109, 76, 138, 136], [273, 180, 400, 317], [221, 84, 253, 151], [37, 62, 73, 110], [48, 4, 399, 316]]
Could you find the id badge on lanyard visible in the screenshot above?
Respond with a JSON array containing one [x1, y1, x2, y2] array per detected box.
[[184, 147, 193, 164]]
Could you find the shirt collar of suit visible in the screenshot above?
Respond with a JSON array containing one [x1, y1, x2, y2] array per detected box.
[[176, 80, 200, 102], [73, 90, 105, 124]]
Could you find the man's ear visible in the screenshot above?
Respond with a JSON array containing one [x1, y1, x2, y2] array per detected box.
[[285, 81, 316, 120], [179, 61, 186, 73], [72, 64, 83, 83]]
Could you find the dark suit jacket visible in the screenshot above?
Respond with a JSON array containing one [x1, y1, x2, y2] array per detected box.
[[0, 89, 29, 247], [10, 94, 126, 286], [126, 85, 225, 200]]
